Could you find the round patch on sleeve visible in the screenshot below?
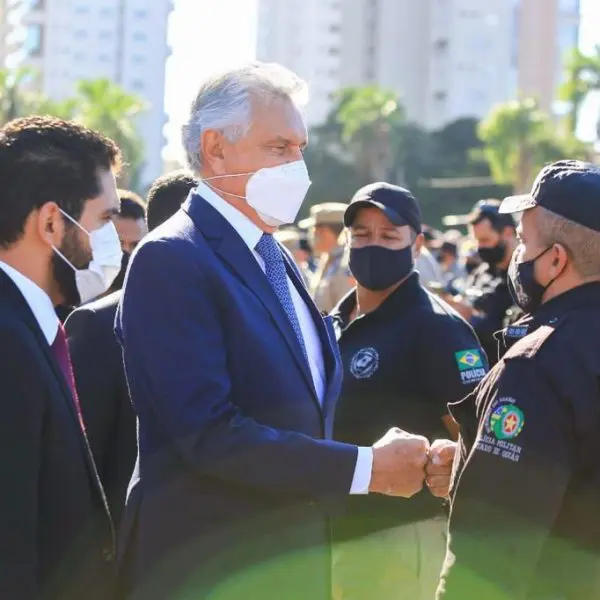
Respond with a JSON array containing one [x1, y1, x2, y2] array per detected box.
[[489, 404, 525, 440]]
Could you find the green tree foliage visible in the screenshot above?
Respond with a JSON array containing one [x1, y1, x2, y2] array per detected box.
[[74, 79, 146, 188], [0, 69, 146, 189], [559, 46, 600, 136], [478, 98, 590, 193], [303, 87, 507, 225]]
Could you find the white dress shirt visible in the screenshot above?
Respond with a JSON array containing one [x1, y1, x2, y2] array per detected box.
[[197, 182, 373, 494], [0, 260, 59, 345]]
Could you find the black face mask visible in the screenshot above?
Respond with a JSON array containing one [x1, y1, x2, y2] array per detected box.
[[349, 245, 413, 291], [478, 241, 506, 266], [507, 246, 554, 313]]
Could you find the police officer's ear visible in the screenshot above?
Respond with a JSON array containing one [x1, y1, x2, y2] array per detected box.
[[547, 243, 569, 281], [412, 232, 425, 259]]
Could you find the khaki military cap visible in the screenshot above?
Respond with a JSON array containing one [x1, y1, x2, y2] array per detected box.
[[274, 229, 302, 250], [298, 202, 347, 230]]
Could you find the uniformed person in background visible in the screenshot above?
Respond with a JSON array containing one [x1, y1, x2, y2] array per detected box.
[[416, 225, 444, 288], [299, 202, 354, 312], [438, 160, 600, 600], [443, 200, 517, 365], [330, 182, 488, 600], [274, 228, 311, 284]]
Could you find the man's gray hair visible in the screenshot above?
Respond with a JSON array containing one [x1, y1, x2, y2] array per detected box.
[[182, 62, 309, 173], [535, 206, 600, 278]]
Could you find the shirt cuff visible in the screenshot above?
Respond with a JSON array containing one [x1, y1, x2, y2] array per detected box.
[[349, 446, 373, 494]]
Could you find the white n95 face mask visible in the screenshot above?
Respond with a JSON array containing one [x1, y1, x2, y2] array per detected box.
[[203, 159, 312, 227], [53, 210, 123, 304]]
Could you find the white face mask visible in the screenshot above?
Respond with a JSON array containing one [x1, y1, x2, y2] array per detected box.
[[203, 159, 312, 227], [53, 209, 123, 304]]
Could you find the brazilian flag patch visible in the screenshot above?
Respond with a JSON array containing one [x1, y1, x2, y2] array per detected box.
[[455, 349, 486, 385]]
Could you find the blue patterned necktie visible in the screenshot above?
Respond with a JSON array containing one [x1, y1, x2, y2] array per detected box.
[[255, 234, 309, 363]]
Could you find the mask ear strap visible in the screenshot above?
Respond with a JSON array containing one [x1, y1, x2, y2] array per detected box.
[[202, 172, 254, 181], [52, 246, 77, 272], [202, 180, 246, 200], [60, 209, 90, 236]]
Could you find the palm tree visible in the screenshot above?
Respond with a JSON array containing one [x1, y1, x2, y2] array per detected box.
[[73, 79, 146, 188], [559, 47, 600, 136], [0, 67, 78, 123], [335, 86, 405, 183], [479, 98, 590, 193]]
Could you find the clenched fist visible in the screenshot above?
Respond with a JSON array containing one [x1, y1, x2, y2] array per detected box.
[[369, 428, 430, 498], [425, 438, 457, 498]]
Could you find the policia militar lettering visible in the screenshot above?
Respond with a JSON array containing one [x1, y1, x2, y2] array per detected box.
[[438, 160, 600, 600]]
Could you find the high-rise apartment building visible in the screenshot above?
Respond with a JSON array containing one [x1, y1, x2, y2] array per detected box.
[[257, 0, 580, 130], [516, 0, 580, 113], [3, 0, 173, 187], [257, 0, 344, 126]]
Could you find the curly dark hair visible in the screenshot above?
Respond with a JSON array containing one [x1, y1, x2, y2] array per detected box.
[[0, 116, 122, 248]]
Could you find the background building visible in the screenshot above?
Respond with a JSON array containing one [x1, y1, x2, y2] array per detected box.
[[0, 0, 6, 67], [517, 0, 580, 114], [257, 0, 343, 126], [257, 0, 580, 130], [3, 0, 173, 187]]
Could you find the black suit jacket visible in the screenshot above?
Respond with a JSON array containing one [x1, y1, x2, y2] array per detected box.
[[65, 291, 137, 528], [0, 270, 115, 600]]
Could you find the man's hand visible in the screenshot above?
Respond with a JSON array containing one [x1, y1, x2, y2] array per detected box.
[[369, 428, 429, 497], [425, 439, 457, 498]]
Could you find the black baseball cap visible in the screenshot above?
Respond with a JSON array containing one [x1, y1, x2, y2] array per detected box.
[[344, 182, 422, 233], [500, 160, 600, 232], [442, 199, 507, 227]]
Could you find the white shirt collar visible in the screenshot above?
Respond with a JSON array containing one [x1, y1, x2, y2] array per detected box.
[[0, 261, 59, 345], [196, 181, 263, 251]]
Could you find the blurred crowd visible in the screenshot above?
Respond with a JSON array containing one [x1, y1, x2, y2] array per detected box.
[[277, 197, 519, 365]]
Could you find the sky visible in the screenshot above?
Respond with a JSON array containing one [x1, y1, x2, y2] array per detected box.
[[163, 0, 258, 162], [164, 0, 600, 163]]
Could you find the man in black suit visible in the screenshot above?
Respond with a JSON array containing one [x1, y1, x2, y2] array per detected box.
[[65, 170, 199, 527], [0, 116, 123, 600]]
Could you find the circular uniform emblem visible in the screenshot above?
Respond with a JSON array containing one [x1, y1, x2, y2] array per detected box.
[[349, 347, 379, 379], [489, 404, 525, 440]]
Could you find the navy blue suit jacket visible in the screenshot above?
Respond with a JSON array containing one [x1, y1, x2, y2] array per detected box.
[[116, 192, 358, 600]]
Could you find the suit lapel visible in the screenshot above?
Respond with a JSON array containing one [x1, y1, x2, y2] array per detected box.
[[183, 194, 321, 410], [216, 231, 322, 407], [0, 272, 114, 546], [281, 251, 339, 412]]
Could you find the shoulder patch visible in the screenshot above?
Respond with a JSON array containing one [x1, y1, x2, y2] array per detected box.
[[503, 318, 565, 360]]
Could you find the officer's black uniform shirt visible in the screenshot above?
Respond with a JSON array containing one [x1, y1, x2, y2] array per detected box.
[[439, 282, 600, 600], [466, 262, 514, 365], [331, 272, 487, 538], [495, 299, 561, 358]]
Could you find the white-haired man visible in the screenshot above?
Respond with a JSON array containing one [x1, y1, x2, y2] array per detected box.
[[116, 63, 445, 600]]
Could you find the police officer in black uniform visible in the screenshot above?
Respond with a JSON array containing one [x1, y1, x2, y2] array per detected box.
[[444, 200, 518, 365], [330, 182, 488, 600], [438, 160, 600, 600]]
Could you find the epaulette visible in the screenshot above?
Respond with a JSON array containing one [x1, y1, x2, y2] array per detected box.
[[503, 315, 566, 360]]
